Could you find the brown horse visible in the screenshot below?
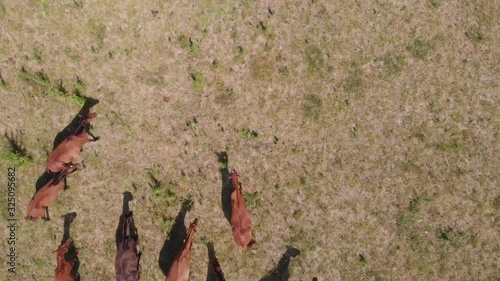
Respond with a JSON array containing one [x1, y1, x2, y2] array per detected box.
[[46, 113, 98, 173], [115, 212, 141, 281], [55, 238, 79, 281], [27, 163, 79, 221], [166, 218, 199, 281], [230, 168, 256, 250]]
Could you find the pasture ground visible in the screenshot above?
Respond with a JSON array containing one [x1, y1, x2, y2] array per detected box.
[[0, 0, 498, 280]]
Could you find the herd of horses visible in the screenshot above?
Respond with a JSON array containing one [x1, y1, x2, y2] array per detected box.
[[26, 113, 255, 281]]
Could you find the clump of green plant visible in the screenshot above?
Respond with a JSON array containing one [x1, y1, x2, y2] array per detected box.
[[237, 127, 259, 140], [359, 254, 367, 265], [303, 94, 322, 120], [147, 167, 179, 205], [161, 216, 175, 229], [87, 19, 106, 46], [340, 70, 363, 93], [245, 192, 261, 208], [375, 53, 405, 76], [2, 132, 33, 168], [0, 73, 8, 90], [305, 44, 324, 71], [426, 0, 441, 9], [437, 227, 455, 244], [437, 142, 461, 152], [259, 21, 274, 39], [70, 0, 83, 8], [0, 3, 6, 20], [48, 80, 87, 107], [466, 29, 487, 43], [150, 180, 178, 204], [74, 76, 85, 92], [396, 196, 431, 235], [408, 196, 430, 212], [212, 59, 220, 69], [190, 71, 203, 90], [299, 177, 313, 189], [407, 37, 432, 60], [179, 35, 200, 55], [224, 88, 234, 96], [17, 68, 86, 106], [493, 196, 500, 209], [18, 67, 50, 88], [234, 46, 247, 64], [186, 116, 199, 131]]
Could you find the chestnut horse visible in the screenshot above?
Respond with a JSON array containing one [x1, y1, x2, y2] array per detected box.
[[46, 113, 98, 173], [27, 163, 79, 220], [229, 168, 256, 250], [166, 218, 199, 281]]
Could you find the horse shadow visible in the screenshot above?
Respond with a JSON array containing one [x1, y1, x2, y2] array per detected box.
[[52, 97, 99, 149], [216, 151, 232, 225], [259, 246, 301, 281], [115, 191, 136, 248], [158, 200, 192, 276], [206, 242, 225, 281]]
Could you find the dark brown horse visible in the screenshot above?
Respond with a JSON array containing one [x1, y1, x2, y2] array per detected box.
[[46, 113, 98, 173], [115, 212, 140, 281], [55, 238, 79, 281], [166, 218, 199, 281], [27, 163, 79, 221], [230, 168, 256, 250]]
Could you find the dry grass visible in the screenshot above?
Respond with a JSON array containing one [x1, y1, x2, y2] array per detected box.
[[0, 0, 499, 280]]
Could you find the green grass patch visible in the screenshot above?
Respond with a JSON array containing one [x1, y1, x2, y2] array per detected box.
[[245, 192, 261, 208], [375, 53, 405, 76], [234, 46, 247, 64], [0, 2, 6, 20], [190, 71, 203, 90], [237, 127, 260, 140], [493, 196, 500, 209], [1, 150, 33, 168], [305, 44, 324, 71], [212, 59, 220, 69], [408, 196, 430, 213], [437, 142, 461, 152], [150, 180, 178, 204], [426, 0, 441, 9], [0, 74, 8, 90], [303, 94, 322, 120], [340, 71, 363, 93], [466, 29, 487, 43], [2, 133, 33, 168], [88, 19, 106, 46], [407, 37, 433, 60], [179, 35, 200, 56], [48, 88, 87, 106], [259, 21, 275, 39], [18, 67, 50, 88], [74, 77, 86, 92]]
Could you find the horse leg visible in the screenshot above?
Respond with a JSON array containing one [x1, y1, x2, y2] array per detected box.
[[44, 207, 51, 221]]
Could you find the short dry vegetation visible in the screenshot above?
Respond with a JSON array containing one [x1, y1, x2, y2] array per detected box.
[[0, 0, 498, 280]]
